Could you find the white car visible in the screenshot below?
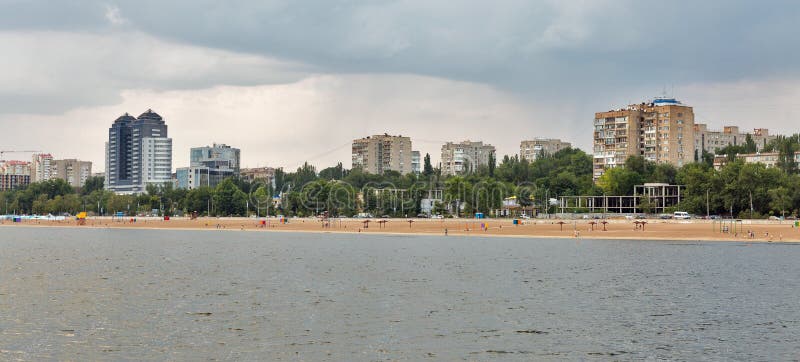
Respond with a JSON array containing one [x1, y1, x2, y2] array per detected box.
[[673, 211, 691, 220]]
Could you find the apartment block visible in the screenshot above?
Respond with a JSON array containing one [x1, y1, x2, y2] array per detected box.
[[520, 138, 571, 161], [51, 159, 92, 188], [440, 140, 496, 176], [351, 134, 413, 174], [593, 97, 694, 179], [0, 160, 31, 191], [31, 153, 54, 182], [693, 124, 777, 157]]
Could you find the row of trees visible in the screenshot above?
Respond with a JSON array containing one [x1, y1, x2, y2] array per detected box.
[[2, 135, 799, 218]]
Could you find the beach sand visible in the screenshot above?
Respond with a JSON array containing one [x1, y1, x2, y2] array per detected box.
[[2, 216, 799, 242]]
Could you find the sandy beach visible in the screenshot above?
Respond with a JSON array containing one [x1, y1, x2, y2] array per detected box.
[[2, 216, 799, 242]]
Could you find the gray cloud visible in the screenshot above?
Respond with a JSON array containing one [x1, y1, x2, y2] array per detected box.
[[93, 1, 800, 90], [3, 1, 798, 118], [0, 31, 308, 114]]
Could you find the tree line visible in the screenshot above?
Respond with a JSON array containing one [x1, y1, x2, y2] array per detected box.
[[2, 135, 799, 218]]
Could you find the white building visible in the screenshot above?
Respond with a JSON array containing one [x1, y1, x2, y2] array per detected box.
[[31, 153, 54, 182]]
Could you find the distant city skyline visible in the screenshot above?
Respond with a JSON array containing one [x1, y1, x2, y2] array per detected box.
[[2, 1, 800, 172]]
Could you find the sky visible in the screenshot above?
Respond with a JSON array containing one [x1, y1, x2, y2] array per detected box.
[[1, 0, 799, 172]]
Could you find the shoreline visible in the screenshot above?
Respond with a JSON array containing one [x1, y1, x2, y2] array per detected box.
[[2, 216, 799, 243]]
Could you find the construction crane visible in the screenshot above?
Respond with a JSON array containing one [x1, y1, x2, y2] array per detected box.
[[0, 150, 42, 160]]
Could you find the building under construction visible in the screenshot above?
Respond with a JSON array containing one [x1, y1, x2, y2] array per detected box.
[[558, 183, 684, 214]]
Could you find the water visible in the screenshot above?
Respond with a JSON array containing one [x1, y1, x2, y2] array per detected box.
[[1, 228, 799, 360]]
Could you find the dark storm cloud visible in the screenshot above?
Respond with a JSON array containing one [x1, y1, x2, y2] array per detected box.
[[6, 1, 800, 92], [51, 1, 800, 92]]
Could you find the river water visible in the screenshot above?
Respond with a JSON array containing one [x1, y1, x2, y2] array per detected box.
[[1, 227, 799, 360]]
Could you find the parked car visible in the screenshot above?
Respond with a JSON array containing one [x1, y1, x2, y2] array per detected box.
[[659, 214, 673, 220], [416, 213, 429, 218], [431, 214, 444, 219], [673, 211, 691, 220]]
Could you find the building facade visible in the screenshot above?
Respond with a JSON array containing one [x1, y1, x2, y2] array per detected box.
[[190, 143, 241, 174], [175, 143, 241, 190], [593, 97, 695, 179], [440, 140, 496, 176], [31, 153, 53, 182], [351, 134, 413, 174], [411, 151, 421, 175], [176, 167, 235, 190], [520, 138, 572, 161], [241, 167, 276, 186], [728, 151, 800, 170], [105, 110, 173, 194], [693, 124, 776, 158], [0, 161, 31, 191], [51, 159, 92, 188], [176, 143, 240, 190]]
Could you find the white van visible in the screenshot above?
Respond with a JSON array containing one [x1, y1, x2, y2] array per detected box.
[[673, 211, 690, 220]]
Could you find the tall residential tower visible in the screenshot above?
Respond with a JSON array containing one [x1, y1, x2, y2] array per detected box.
[[593, 97, 694, 179], [351, 134, 413, 174], [105, 110, 173, 194]]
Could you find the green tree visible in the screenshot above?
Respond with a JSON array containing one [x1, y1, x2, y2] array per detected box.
[[213, 178, 247, 216], [81, 176, 104, 195], [444, 176, 472, 216], [769, 187, 792, 218], [423, 153, 434, 176], [319, 162, 347, 180], [596, 167, 642, 196], [488, 152, 496, 177]]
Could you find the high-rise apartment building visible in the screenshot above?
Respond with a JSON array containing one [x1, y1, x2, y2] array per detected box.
[[593, 97, 694, 179], [0, 160, 31, 191], [519, 138, 572, 161], [51, 159, 92, 188], [351, 134, 413, 174], [105, 110, 173, 194], [32, 153, 93, 187], [440, 140, 496, 176], [31, 153, 53, 182], [176, 143, 241, 190], [693, 124, 776, 158]]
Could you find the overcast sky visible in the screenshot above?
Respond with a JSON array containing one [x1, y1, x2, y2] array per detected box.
[[1, 0, 799, 172]]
